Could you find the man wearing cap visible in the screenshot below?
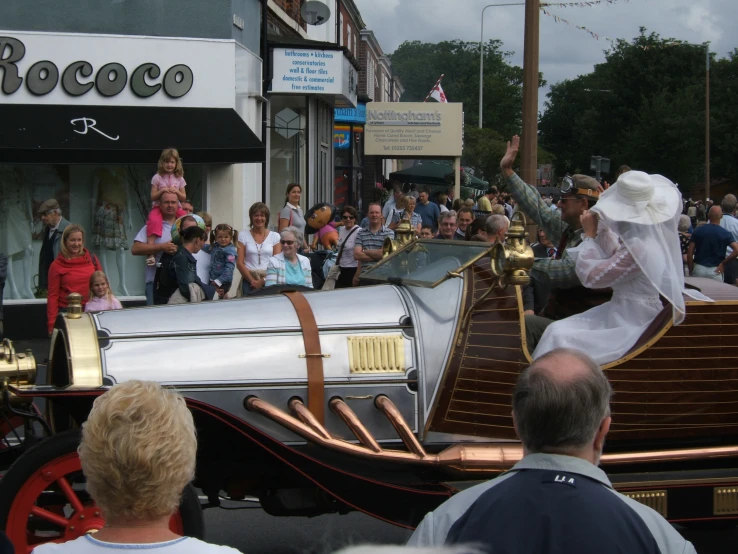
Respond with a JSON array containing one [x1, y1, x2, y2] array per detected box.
[[37, 199, 70, 294], [500, 136, 608, 349]]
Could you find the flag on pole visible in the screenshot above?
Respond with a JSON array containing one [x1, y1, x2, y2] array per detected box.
[[424, 74, 448, 103]]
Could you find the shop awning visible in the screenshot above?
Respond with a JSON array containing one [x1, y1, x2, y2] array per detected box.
[[0, 104, 265, 164]]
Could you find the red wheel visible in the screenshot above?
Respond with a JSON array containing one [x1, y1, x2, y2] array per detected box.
[[0, 431, 202, 552]]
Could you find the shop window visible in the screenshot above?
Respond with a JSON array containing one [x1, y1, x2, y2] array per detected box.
[[0, 163, 204, 300], [269, 96, 307, 227]]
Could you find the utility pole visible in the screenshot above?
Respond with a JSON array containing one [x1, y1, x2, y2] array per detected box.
[[520, 0, 540, 185], [705, 42, 710, 201]]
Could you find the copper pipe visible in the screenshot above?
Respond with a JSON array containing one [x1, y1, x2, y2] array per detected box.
[[601, 445, 738, 466], [246, 397, 421, 463], [288, 398, 332, 441], [374, 395, 427, 457], [329, 398, 382, 453], [246, 397, 738, 474]]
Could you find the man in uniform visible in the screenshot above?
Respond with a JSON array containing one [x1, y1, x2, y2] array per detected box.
[[408, 348, 696, 554], [500, 135, 606, 348], [37, 199, 70, 295]]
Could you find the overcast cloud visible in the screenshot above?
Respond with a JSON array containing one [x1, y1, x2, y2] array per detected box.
[[356, 0, 736, 111]]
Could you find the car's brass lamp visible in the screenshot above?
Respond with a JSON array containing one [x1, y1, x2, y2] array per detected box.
[[490, 211, 535, 286], [0, 339, 37, 403], [382, 216, 416, 258]]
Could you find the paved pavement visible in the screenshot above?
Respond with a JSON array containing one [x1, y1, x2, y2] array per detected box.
[[202, 501, 736, 554]]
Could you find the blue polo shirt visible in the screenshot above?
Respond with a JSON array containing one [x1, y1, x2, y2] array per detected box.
[[408, 453, 696, 554], [691, 223, 734, 267], [414, 201, 441, 231]]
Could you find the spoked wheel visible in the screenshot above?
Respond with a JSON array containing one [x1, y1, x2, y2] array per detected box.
[[0, 430, 204, 552]]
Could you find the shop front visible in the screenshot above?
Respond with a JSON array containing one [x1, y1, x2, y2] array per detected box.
[[0, 30, 265, 338], [333, 104, 365, 211], [266, 39, 358, 220]]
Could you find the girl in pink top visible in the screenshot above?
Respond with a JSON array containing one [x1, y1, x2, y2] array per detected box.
[[146, 148, 188, 265], [84, 271, 123, 313]]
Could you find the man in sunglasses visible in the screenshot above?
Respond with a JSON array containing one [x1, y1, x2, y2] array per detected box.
[[500, 136, 609, 349]]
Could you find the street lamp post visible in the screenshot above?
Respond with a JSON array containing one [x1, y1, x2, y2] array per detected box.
[[478, 3, 525, 129]]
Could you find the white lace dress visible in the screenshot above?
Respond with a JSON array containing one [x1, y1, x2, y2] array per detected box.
[[532, 228, 664, 365]]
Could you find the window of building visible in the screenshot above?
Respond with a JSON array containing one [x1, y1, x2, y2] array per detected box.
[[0, 163, 205, 300], [347, 26, 352, 54], [384, 71, 391, 102], [339, 13, 344, 46], [353, 34, 357, 56], [268, 96, 308, 229]]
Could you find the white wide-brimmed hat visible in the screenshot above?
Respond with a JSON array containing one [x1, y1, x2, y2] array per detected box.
[[592, 170, 681, 225]]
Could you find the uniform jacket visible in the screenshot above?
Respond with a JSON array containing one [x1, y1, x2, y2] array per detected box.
[[46, 249, 99, 333], [408, 453, 696, 554], [505, 172, 610, 319]]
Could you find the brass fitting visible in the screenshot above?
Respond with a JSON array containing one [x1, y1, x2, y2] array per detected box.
[[490, 211, 535, 286]]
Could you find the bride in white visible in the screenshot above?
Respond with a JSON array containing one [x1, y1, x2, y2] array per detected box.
[[533, 170, 685, 365]]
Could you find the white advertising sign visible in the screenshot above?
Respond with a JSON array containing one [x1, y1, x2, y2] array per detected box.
[[364, 103, 464, 157], [0, 30, 235, 108], [271, 47, 357, 107]]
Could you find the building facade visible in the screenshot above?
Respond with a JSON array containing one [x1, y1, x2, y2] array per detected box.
[[0, 0, 265, 336]]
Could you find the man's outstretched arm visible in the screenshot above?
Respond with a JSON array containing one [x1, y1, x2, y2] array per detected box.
[[500, 136, 567, 243]]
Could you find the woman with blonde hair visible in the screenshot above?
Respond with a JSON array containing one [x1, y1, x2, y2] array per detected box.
[[46, 224, 100, 334], [33, 380, 241, 552]]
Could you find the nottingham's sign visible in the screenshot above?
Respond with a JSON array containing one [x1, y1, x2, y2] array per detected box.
[[364, 103, 463, 157], [0, 37, 193, 99]]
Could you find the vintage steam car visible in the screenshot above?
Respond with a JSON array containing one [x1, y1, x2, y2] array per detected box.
[[0, 215, 737, 551]]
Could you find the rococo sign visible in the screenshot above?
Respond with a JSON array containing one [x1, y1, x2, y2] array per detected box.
[[0, 37, 193, 99]]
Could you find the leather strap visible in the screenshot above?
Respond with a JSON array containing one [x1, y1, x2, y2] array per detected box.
[[281, 290, 325, 425]]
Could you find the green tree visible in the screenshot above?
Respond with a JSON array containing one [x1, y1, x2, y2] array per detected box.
[[539, 29, 729, 192], [389, 39, 542, 138]]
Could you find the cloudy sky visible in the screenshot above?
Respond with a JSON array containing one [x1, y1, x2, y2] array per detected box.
[[356, 0, 736, 111]]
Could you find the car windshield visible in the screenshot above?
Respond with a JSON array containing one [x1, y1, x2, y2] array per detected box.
[[362, 239, 493, 288]]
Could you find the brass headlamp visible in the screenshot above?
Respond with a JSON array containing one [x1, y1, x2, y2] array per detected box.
[[490, 211, 535, 286], [382, 215, 417, 257]]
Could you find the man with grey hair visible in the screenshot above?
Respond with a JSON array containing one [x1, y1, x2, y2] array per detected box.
[[720, 193, 738, 285], [408, 348, 695, 554], [484, 214, 509, 244], [37, 199, 70, 293], [435, 211, 458, 240]]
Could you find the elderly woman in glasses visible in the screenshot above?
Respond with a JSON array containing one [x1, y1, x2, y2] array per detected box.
[[265, 226, 313, 288]]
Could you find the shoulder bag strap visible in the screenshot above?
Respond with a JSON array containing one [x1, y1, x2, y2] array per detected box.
[[336, 226, 360, 266]]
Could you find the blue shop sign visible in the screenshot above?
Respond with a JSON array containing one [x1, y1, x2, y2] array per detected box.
[[334, 104, 366, 123]]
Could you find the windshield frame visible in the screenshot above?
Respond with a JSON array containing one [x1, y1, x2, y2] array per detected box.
[[361, 238, 495, 288]]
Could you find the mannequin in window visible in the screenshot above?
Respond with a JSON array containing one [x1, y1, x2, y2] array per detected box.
[[0, 166, 35, 299], [91, 167, 133, 296]]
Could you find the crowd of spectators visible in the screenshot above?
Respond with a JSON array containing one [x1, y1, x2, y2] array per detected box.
[[23, 167, 738, 337]]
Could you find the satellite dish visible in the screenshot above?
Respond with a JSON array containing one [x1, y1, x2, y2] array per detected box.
[[301, 1, 331, 26]]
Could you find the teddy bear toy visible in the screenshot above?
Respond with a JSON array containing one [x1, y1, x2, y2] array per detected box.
[[304, 203, 342, 250]]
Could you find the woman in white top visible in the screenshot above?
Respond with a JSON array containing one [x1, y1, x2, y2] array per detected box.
[[237, 202, 281, 296], [278, 183, 309, 251], [33, 381, 240, 553], [533, 171, 685, 365], [336, 206, 362, 288]]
